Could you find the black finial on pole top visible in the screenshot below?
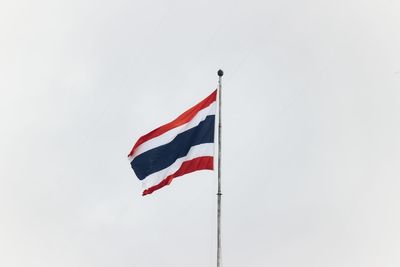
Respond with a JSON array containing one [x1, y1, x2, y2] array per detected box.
[[217, 69, 224, 77]]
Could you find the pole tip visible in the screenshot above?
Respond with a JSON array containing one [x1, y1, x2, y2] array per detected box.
[[217, 69, 224, 77]]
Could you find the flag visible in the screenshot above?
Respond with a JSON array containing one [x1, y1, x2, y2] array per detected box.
[[128, 90, 217, 196]]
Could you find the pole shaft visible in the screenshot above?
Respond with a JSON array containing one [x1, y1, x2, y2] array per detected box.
[[217, 73, 222, 267]]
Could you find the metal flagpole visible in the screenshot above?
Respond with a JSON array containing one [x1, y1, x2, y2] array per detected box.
[[217, 69, 223, 267]]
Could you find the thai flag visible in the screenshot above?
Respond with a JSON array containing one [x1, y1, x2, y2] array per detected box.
[[128, 90, 217, 196]]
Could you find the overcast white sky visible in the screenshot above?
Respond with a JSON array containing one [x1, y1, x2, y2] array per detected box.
[[1, 0, 400, 266]]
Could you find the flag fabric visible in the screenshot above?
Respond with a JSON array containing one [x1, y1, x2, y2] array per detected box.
[[128, 90, 217, 196]]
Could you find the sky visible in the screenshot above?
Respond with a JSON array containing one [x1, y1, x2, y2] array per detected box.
[[1, 0, 400, 266]]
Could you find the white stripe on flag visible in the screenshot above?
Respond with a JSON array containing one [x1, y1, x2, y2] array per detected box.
[[142, 143, 214, 190]]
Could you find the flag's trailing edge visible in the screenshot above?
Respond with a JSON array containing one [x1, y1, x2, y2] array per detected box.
[[128, 90, 217, 196]]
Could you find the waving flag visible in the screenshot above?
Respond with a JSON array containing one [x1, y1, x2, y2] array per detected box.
[[128, 90, 217, 196]]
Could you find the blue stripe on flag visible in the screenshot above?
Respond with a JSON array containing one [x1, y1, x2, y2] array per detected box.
[[131, 115, 215, 180]]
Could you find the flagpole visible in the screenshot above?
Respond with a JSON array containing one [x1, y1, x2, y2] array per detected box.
[[217, 69, 223, 267]]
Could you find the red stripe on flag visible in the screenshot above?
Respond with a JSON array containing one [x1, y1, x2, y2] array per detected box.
[[128, 90, 217, 158], [142, 156, 214, 196]]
